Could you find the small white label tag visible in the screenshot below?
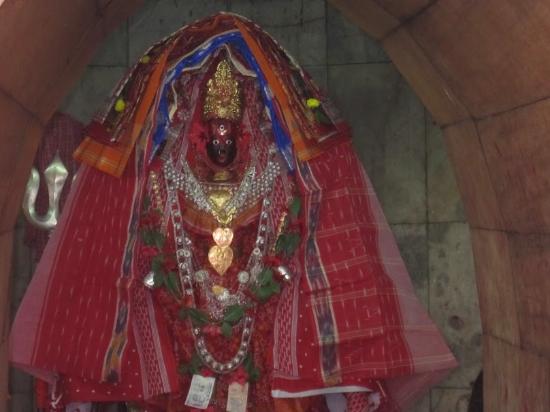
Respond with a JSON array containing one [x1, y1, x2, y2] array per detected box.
[[66, 403, 93, 412], [184, 374, 216, 410], [226, 382, 249, 412]]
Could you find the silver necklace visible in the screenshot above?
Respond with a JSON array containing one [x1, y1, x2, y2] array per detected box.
[[171, 145, 281, 223], [162, 157, 275, 374]]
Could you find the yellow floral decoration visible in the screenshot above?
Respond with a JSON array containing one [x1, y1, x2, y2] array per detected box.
[[114, 98, 126, 113], [306, 98, 321, 109]]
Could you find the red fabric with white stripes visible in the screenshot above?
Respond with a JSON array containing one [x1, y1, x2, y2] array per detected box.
[[11, 141, 456, 410]]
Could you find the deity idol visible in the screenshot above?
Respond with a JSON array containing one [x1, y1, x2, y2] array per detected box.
[[10, 13, 457, 412]]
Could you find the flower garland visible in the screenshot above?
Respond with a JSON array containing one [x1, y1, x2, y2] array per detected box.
[[138, 175, 303, 385]]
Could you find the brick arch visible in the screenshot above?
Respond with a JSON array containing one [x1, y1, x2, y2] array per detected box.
[[330, 1, 550, 410], [0, 1, 142, 409], [0, 1, 549, 410]]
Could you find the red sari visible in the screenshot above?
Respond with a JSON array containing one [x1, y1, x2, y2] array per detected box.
[[10, 13, 456, 412]]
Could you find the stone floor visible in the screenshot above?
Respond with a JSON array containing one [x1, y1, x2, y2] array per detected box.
[[10, 1, 481, 411]]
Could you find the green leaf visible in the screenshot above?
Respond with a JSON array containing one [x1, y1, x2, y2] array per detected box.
[[275, 235, 285, 254], [151, 255, 163, 273], [153, 272, 165, 288], [221, 322, 233, 338], [275, 233, 301, 258], [258, 268, 273, 287], [268, 281, 281, 295], [248, 366, 260, 382], [251, 284, 276, 303], [141, 229, 165, 249], [165, 272, 180, 296], [314, 107, 332, 125], [285, 233, 301, 255], [151, 231, 165, 249], [243, 354, 252, 369], [289, 197, 301, 219], [142, 195, 151, 211], [141, 229, 155, 246], [182, 308, 209, 327], [178, 308, 189, 320], [179, 353, 203, 376], [223, 304, 245, 324], [243, 354, 260, 382]]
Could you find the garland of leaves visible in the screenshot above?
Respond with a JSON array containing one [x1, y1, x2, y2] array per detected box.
[[139, 193, 303, 383]]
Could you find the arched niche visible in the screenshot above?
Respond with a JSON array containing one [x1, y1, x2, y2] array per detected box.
[[1, 1, 548, 411], [329, 1, 550, 410]]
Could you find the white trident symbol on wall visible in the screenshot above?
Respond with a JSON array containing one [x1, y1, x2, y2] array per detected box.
[[22, 152, 69, 230]]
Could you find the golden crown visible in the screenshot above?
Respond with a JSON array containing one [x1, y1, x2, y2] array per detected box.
[[203, 59, 241, 121]]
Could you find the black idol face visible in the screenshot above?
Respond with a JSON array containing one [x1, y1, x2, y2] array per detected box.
[[206, 118, 237, 167]]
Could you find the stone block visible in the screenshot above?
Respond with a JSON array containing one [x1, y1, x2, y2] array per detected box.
[[11, 224, 33, 282], [328, 63, 426, 224], [230, 0, 326, 66], [477, 98, 550, 233], [426, 115, 464, 223], [390, 223, 428, 308], [443, 120, 504, 230], [10, 224, 33, 318], [8, 392, 33, 412], [382, 28, 469, 126], [230, 0, 325, 26], [328, 63, 395, 180], [61, 66, 127, 124], [408, 392, 430, 412], [327, 0, 399, 40], [431, 388, 471, 412], [409, 0, 550, 118], [374, 0, 432, 21], [129, 0, 228, 64], [0, 232, 14, 409], [8, 368, 32, 395], [91, 21, 128, 67], [428, 222, 481, 388], [470, 228, 520, 345], [327, 4, 389, 64], [302, 65, 328, 92]]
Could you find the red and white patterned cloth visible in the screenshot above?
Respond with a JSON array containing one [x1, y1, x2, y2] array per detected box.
[[10, 13, 456, 412], [10, 140, 456, 411]]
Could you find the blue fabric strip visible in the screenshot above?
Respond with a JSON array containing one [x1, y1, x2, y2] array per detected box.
[[152, 31, 295, 170]]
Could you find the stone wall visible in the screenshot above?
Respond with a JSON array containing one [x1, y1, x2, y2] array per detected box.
[[10, 1, 481, 411]]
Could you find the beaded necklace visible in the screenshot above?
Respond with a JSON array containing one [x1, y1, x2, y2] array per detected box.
[[173, 147, 281, 226], [162, 155, 278, 373]]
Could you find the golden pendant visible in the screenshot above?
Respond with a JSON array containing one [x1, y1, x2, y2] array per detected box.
[[208, 227, 234, 275], [208, 189, 232, 210], [212, 227, 233, 247], [212, 284, 227, 296]]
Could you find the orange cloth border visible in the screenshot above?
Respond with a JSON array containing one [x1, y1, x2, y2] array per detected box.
[[73, 43, 174, 178], [233, 19, 315, 160]]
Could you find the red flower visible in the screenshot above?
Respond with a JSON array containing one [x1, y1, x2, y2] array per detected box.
[[162, 254, 178, 272], [203, 325, 221, 337], [231, 366, 248, 385], [148, 157, 163, 172], [140, 211, 162, 228], [288, 218, 304, 232], [183, 295, 194, 308], [263, 255, 283, 267], [141, 245, 158, 258], [199, 367, 215, 378]]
